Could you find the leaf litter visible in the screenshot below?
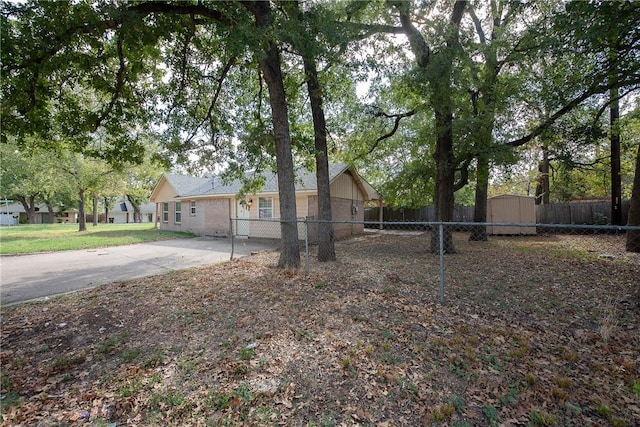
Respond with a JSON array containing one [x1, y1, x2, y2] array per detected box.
[[1, 232, 639, 426]]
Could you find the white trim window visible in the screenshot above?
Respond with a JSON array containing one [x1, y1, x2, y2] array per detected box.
[[258, 197, 273, 219], [162, 202, 169, 223], [175, 202, 182, 224], [190, 200, 196, 216]]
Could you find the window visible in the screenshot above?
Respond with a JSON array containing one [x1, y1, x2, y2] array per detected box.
[[190, 200, 196, 216], [175, 202, 182, 224], [162, 203, 169, 223], [258, 197, 273, 219]]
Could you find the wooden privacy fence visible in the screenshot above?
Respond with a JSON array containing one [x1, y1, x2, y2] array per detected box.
[[536, 200, 630, 224], [364, 205, 475, 222], [366, 200, 631, 225]]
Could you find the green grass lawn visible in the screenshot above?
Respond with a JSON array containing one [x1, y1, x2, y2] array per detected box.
[[0, 223, 195, 255]]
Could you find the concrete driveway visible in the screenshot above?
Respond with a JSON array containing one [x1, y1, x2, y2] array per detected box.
[[0, 237, 277, 306]]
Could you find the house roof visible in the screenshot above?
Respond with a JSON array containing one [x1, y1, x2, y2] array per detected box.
[[113, 200, 156, 214], [155, 163, 380, 201], [164, 174, 210, 196], [0, 202, 72, 214]]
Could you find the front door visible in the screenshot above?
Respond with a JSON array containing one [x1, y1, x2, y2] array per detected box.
[[236, 201, 250, 237]]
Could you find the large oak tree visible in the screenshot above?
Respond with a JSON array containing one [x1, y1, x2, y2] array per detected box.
[[2, 1, 310, 267]]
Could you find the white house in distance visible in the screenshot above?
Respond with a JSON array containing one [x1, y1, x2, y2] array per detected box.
[[106, 197, 156, 224], [0, 200, 77, 225], [149, 163, 380, 240], [0, 201, 23, 226]]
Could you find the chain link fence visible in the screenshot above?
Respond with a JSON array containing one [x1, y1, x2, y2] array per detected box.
[[230, 218, 640, 303], [223, 217, 638, 426]]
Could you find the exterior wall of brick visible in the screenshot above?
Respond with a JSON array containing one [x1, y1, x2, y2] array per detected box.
[[201, 198, 232, 237], [152, 167, 374, 240]]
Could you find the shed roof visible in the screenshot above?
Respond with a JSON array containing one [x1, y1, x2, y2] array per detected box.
[[490, 194, 535, 200]]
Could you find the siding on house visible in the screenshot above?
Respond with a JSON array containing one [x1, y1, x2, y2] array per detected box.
[[331, 197, 365, 238], [330, 171, 365, 201], [154, 179, 181, 202]]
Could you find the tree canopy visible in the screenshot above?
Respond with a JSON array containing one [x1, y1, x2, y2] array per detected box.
[[2, 0, 640, 256]]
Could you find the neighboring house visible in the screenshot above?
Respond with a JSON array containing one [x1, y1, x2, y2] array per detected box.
[[0, 201, 77, 225], [149, 163, 380, 240], [0, 201, 22, 226], [107, 198, 156, 224]]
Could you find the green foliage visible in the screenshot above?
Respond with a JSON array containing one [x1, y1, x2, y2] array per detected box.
[[238, 347, 255, 361], [150, 389, 185, 410], [51, 355, 85, 372], [0, 141, 68, 215], [482, 405, 499, 426], [492, 100, 640, 201], [529, 410, 556, 426], [1, 1, 163, 163], [122, 349, 140, 363], [446, 394, 466, 413], [2, 0, 639, 216]]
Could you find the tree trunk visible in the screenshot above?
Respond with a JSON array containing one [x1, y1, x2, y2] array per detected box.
[[78, 189, 87, 232], [18, 195, 38, 224], [430, 108, 457, 253], [249, 2, 300, 269], [469, 156, 489, 241], [431, 2, 466, 255], [127, 195, 142, 223], [394, 1, 464, 254], [46, 201, 56, 224], [467, 27, 498, 242], [92, 193, 99, 226], [427, 8, 463, 253], [626, 141, 640, 253], [610, 86, 622, 225], [535, 146, 550, 205], [303, 56, 336, 262]]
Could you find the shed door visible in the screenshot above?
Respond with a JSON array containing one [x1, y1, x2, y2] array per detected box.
[[236, 202, 250, 237]]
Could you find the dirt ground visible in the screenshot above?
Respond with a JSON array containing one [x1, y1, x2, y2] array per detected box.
[[1, 232, 639, 426]]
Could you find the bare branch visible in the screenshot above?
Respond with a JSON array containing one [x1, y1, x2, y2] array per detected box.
[[364, 108, 416, 156], [128, 2, 226, 23], [393, 2, 429, 67], [507, 79, 640, 148], [453, 156, 472, 192], [468, 4, 486, 45], [182, 56, 236, 145], [590, 86, 639, 128], [94, 34, 126, 131]]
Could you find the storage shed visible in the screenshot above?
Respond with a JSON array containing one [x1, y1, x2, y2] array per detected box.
[[487, 195, 536, 235]]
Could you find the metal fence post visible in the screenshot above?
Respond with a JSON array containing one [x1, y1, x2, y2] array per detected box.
[[438, 223, 445, 303], [305, 218, 310, 274], [229, 217, 234, 261]]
